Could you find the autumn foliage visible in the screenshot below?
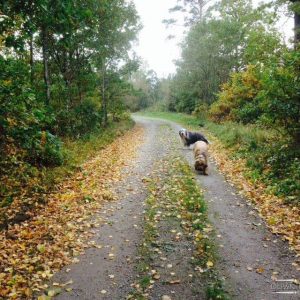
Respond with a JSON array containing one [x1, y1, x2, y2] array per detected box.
[[0, 125, 143, 299], [0, 0, 140, 214], [209, 65, 262, 124], [209, 51, 300, 143]]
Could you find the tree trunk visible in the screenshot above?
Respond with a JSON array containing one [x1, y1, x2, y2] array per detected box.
[[295, 9, 300, 44], [29, 34, 34, 84], [102, 64, 108, 126], [198, 0, 204, 19], [78, 80, 83, 103], [291, 0, 300, 45], [197, 0, 209, 20], [63, 77, 71, 110], [41, 27, 51, 105]]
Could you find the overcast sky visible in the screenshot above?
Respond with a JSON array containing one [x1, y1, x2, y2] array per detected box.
[[132, 0, 185, 78], [132, 0, 294, 78]]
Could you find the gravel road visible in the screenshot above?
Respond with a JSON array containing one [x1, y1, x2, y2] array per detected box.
[[52, 116, 299, 300]]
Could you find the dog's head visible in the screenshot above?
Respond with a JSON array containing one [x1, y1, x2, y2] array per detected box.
[[194, 154, 207, 173], [179, 128, 187, 138], [179, 128, 188, 145]]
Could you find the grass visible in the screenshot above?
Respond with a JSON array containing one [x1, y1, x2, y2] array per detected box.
[[134, 111, 200, 128], [135, 111, 299, 205], [134, 111, 272, 149]]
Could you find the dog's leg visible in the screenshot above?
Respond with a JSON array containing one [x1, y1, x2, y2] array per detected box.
[[204, 166, 208, 175]]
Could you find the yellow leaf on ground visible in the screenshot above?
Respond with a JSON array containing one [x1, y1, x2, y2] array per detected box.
[[206, 261, 214, 268]]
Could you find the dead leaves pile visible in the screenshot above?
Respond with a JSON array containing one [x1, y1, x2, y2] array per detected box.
[[203, 130, 300, 266], [0, 125, 144, 299]]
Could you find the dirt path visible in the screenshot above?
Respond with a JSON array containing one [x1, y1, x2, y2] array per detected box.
[[51, 119, 173, 299], [181, 134, 300, 300], [51, 116, 299, 300]]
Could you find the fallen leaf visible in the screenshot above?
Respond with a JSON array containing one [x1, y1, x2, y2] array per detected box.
[[37, 244, 46, 253], [206, 261, 214, 268], [47, 288, 62, 297], [168, 280, 180, 284], [38, 295, 51, 300], [256, 267, 264, 274], [153, 274, 160, 280]]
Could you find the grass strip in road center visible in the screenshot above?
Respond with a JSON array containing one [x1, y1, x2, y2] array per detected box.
[[128, 156, 229, 300]]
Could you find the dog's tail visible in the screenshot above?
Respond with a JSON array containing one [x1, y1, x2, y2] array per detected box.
[[202, 136, 209, 144]]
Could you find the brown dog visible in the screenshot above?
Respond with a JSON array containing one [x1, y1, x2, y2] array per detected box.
[[193, 141, 208, 175]]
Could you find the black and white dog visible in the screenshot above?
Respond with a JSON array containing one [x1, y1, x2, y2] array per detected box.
[[179, 128, 209, 147]]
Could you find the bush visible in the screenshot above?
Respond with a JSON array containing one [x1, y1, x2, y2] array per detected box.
[[257, 50, 300, 143], [244, 140, 300, 204], [75, 98, 102, 134], [28, 131, 64, 166], [0, 57, 63, 167], [209, 49, 300, 145], [205, 119, 299, 204], [192, 103, 209, 121], [56, 97, 102, 137], [209, 65, 262, 123]]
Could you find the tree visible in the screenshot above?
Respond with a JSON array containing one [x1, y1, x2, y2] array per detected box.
[[89, 0, 140, 125], [0, 0, 141, 211], [163, 0, 212, 27], [169, 0, 282, 112], [290, 0, 300, 44]]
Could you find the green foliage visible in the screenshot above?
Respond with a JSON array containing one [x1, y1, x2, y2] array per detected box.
[[0, 0, 140, 210], [258, 50, 300, 142], [192, 103, 209, 120], [206, 280, 230, 300], [55, 97, 102, 137], [246, 141, 300, 204], [124, 66, 163, 111], [167, 0, 284, 114], [209, 65, 262, 123], [74, 98, 102, 134], [210, 49, 300, 145], [0, 57, 62, 167], [28, 131, 64, 166]]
